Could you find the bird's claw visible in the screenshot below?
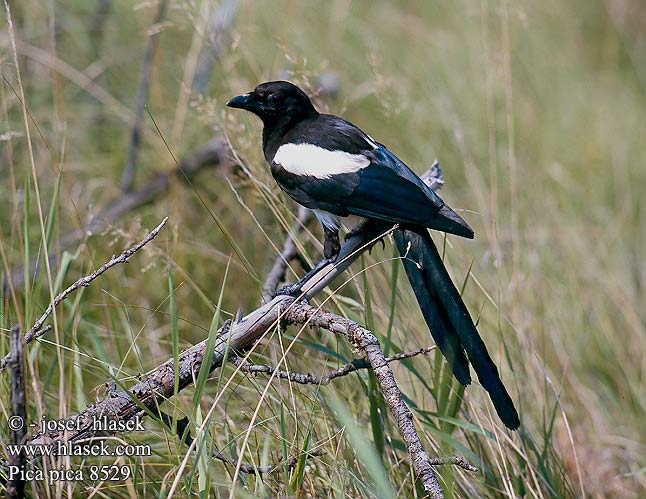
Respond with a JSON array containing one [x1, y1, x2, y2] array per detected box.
[[344, 226, 364, 241], [275, 282, 301, 296], [369, 238, 386, 254], [275, 255, 338, 302], [275, 283, 310, 303]]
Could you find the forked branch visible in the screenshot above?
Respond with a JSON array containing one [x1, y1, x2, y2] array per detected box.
[[25, 163, 472, 499]]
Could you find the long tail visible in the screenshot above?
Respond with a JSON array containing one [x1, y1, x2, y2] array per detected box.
[[394, 227, 520, 430]]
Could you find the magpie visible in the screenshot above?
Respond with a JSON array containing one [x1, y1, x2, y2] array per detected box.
[[227, 81, 520, 430]]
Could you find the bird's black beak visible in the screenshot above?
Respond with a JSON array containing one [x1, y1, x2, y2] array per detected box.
[[226, 92, 259, 112]]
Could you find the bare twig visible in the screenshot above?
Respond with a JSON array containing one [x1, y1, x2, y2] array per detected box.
[[120, 0, 169, 192], [7, 325, 26, 499], [232, 346, 436, 385], [25, 224, 386, 448], [191, 0, 238, 93], [212, 447, 323, 476], [420, 160, 444, 191], [428, 455, 478, 472], [282, 302, 446, 499], [0, 218, 168, 371], [261, 206, 311, 303], [230, 354, 321, 384]]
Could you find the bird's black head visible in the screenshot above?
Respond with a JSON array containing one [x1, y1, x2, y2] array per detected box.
[[226, 81, 317, 124]]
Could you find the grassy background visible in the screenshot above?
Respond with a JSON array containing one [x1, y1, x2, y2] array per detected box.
[[1, 0, 645, 497]]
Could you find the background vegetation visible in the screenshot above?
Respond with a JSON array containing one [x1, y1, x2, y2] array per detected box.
[[1, 0, 644, 497]]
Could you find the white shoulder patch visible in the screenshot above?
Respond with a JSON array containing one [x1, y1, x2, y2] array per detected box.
[[364, 133, 378, 149], [273, 143, 370, 179]]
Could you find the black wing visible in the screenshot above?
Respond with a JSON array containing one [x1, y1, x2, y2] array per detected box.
[[271, 114, 473, 237], [342, 146, 473, 238], [272, 138, 473, 238], [282, 114, 380, 154]]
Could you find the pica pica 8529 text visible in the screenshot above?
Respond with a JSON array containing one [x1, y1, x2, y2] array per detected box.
[[227, 81, 520, 430]]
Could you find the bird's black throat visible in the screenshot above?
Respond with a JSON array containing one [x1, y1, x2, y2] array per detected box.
[[261, 109, 318, 161]]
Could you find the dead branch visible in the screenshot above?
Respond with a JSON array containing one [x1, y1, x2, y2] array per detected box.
[[0, 218, 168, 371], [22, 164, 442, 435], [191, 0, 238, 93], [25, 217, 395, 448], [232, 346, 436, 385], [120, 0, 168, 192], [90, 137, 228, 231], [25, 224, 380, 449], [428, 456, 478, 472], [7, 325, 26, 499], [24, 162, 464, 498], [282, 302, 445, 498]]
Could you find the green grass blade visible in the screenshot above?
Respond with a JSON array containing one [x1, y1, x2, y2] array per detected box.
[[325, 389, 396, 499], [193, 259, 230, 406], [288, 424, 312, 494]]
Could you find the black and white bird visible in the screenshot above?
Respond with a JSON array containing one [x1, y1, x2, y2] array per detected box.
[[227, 81, 520, 430]]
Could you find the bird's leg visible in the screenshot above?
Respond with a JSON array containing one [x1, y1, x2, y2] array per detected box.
[[323, 226, 341, 261], [276, 228, 340, 299]]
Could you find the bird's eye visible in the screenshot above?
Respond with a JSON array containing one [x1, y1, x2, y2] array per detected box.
[[267, 93, 279, 103]]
